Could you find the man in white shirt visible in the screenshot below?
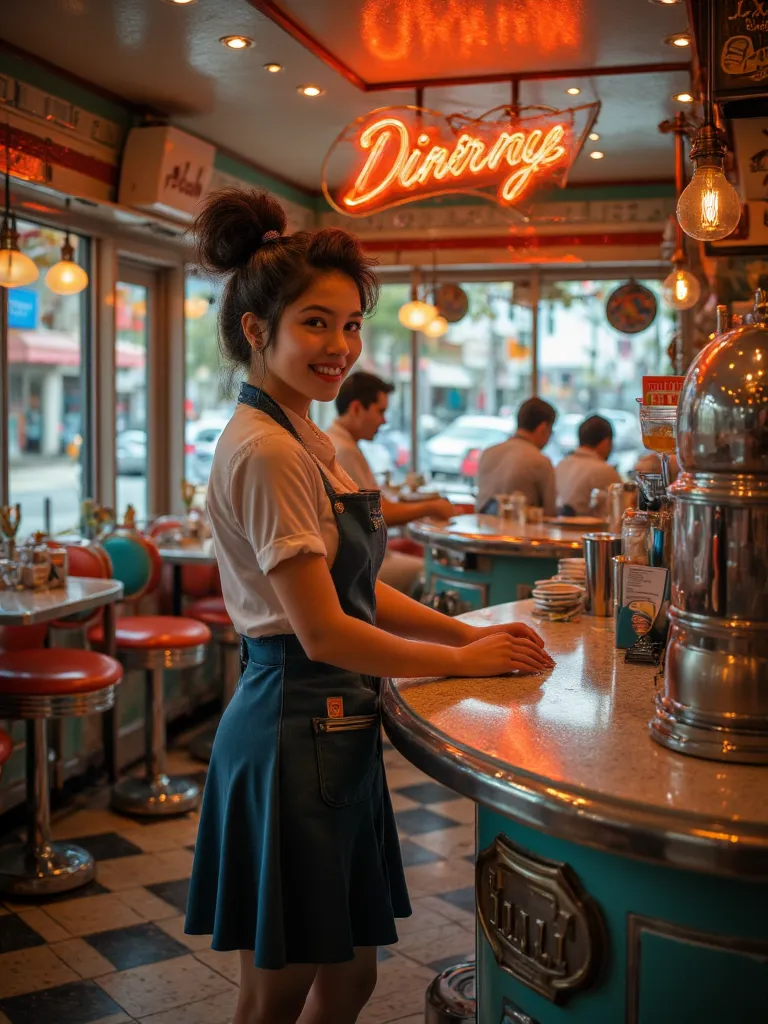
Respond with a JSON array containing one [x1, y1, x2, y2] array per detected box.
[[555, 415, 622, 515], [327, 372, 455, 594], [475, 397, 557, 515]]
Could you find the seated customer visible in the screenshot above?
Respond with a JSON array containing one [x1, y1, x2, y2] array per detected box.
[[327, 371, 455, 594], [555, 415, 622, 516], [475, 397, 557, 515]]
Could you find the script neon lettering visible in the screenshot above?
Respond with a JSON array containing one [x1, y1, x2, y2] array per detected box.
[[343, 118, 567, 209]]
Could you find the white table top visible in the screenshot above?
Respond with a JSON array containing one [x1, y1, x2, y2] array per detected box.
[[0, 577, 124, 625], [157, 542, 218, 565]]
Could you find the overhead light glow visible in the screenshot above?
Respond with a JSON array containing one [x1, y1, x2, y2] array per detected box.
[[220, 35, 254, 49], [298, 84, 324, 97], [589, 132, 600, 141], [566, 87, 581, 95], [677, 165, 741, 241], [673, 92, 694, 103], [665, 33, 690, 47], [264, 62, 283, 73], [649, 0, 682, 5], [662, 266, 701, 310], [589, 151, 604, 160], [423, 315, 449, 338], [163, 0, 196, 5], [398, 299, 437, 330]]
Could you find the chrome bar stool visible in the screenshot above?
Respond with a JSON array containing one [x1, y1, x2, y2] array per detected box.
[[185, 596, 241, 762], [0, 649, 122, 897], [425, 962, 476, 1024], [96, 529, 211, 816]]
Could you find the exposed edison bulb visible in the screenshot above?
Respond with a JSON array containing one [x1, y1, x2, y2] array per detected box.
[[677, 164, 742, 241], [0, 247, 39, 288], [398, 299, 437, 330], [423, 315, 448, 338], [45, 259, 88, 295], [662, 266, 701, 310]]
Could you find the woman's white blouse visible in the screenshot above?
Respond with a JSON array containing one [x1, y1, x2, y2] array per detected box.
[[206, 401, 359, 638]]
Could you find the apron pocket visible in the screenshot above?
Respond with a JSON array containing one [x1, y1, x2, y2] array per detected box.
[[312, 714, 380, 808]]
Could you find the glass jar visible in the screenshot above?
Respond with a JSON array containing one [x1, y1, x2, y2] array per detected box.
[[621, 508, 652, 565]]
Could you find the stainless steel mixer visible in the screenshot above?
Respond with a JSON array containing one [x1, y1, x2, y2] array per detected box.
[[650, 291, 768, 763]]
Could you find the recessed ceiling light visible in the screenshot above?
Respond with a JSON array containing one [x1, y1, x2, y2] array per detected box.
[[665, 33, 691, 47], [264, 62, 283, 73], [220, 35, 254, 49], [673, 91, 694, 103], [649, 0, 682, 5], [590, 151, 605, 160], [298, 84, 324, 97], [566, 87, 581, 95], [163, 0, 196, 5], [589, 132, 600, 141]]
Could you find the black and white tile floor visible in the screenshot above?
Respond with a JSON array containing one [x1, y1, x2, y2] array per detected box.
[[0, 731, 476, 1023]]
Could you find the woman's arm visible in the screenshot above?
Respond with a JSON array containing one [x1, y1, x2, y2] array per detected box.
[[374, 581, 547, 651], [268, 554, 553, 678]]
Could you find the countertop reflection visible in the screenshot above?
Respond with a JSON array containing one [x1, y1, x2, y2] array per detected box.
[[408, 514, 585, 555]]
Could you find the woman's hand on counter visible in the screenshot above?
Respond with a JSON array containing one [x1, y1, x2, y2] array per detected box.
[[464, 621, 548, 649], [454, 633, 554, 677]]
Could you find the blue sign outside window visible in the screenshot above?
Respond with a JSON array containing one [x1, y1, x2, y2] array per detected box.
[[8, 288, 39, 330]]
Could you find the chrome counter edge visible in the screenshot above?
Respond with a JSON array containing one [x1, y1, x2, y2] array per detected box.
[[381, 680, 768, 880]]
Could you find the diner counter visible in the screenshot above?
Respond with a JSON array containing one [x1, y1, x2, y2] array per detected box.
[[382, 600, 768, 880], [408, 513, 584, 558]]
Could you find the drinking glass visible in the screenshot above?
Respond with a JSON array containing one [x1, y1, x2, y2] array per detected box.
[[637, 402, 678, 490]]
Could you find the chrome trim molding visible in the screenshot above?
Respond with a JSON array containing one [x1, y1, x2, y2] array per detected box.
[[382, 681, 768, 879], [120, 643, 208, 671], [0, 686, 117, 719]]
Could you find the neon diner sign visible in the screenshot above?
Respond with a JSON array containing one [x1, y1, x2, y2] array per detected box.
[[322, 104, 597, 218]]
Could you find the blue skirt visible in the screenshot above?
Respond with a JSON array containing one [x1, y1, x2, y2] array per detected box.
[[184, 634, 411, 968]]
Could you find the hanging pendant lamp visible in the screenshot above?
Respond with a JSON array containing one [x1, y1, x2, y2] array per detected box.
[[45, 201, 88, 295], [0, 124, 39, 289]]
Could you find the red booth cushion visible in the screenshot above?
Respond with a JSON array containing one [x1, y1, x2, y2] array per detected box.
[[0, 650, 122, 695], [185, 597, 232, 629], [90, 615, 211, 650], [0, 729, 12, 766]]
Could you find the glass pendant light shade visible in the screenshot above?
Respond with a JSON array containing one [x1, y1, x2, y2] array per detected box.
[[676, 163, 741, 242], [423, 314, 448, 338], [662, 265, 701, 310], [398, 299, 437, 330], [45, 234, 88, 295], [184, 295, 210, 320], [0, 243, 39, 288]]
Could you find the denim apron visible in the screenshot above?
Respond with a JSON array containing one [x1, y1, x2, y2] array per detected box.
[[185, 386, 411, 967]]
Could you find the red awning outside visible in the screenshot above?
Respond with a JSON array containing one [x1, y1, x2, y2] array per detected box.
[[8, 329, 145, 369]]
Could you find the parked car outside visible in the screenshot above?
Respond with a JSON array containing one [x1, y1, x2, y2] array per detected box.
[[186, 418, 229, 485], [116, 429, 147, 476], [424, 415, 515, 481], [358, 439, 394, 482]]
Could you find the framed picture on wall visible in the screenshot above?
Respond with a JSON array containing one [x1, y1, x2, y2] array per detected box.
[[714, 1, 768, 104]]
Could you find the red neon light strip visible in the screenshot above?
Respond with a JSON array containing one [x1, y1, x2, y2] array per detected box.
[[1, 125, 117, 188], [361, 231, 663, 252]]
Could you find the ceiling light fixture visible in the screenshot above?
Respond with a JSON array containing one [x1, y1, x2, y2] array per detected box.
[[590, 151, 605, 160], [662, 261, 701, 310], [676, 0, 740, 241], [423, 315, 449, 339], [665, 33, 691, 47], [649, 0, 682, 5], [297, 84, 324, 97], [162, 0, 196, 5], [398, 297, 437, 331], [220, 35, 254, 49], [45, 200, 88, 295], [264, 62, 283, 73], [0, 126, 39, 289], [566, 87, 581, 95], [589, 132, 600, 141], [673, 92, 694, 103], [185, 295, 210, 320]]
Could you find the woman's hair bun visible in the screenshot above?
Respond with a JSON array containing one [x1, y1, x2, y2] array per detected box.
[[194, 187, 287, 274]]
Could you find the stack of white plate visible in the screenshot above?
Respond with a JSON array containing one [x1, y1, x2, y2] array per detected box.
[[558, 557, 586, 585], [531, 581, 584, 620]]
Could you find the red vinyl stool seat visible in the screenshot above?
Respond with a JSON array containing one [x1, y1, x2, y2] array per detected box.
[[0, 648, 122, 898], [184, 597, 241, 763], [0, 729, 12, 770], [90, 616, 211, 652]]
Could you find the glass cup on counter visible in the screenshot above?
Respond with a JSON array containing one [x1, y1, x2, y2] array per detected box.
[[526, 506, 544, 525], [497, 492, 527, 526], [637, 401, 678, 490]]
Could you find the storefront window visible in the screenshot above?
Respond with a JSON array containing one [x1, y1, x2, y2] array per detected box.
[[8, 220, 89, 536], [115, 281, 149, 522], [420, 282, 533, 491], [538, 279, 666, 476], [184, 273, 232, 490]]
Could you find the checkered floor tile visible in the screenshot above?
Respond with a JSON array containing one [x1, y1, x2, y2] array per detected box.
[[0, 727, 476, 1023]]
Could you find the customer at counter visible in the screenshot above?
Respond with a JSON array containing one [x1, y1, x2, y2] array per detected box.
[[555, 414, 622, 515], [475, 397, 557, 515], [328, 371, 455, 594]]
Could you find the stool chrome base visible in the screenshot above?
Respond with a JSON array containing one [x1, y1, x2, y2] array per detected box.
[[0, 840, 94, 897], [111, 774, 200, 817], [425, 961, 476, 1023], [189, 721, 219, 763]]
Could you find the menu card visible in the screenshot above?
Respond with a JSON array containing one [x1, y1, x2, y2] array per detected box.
[[616, 564, 669, 650], [642, 376, 685, 407]]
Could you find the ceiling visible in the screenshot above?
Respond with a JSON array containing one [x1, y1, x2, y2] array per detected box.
[[0, 0, 692, 194]]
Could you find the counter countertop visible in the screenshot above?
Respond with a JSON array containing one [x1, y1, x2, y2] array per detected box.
[[382, 600, 768, 879], [408, 514, 584, 557]]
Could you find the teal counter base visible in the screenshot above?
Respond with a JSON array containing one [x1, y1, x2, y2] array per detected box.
[[425, 551, 559, 610], [476, 807, 768, 1024]]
